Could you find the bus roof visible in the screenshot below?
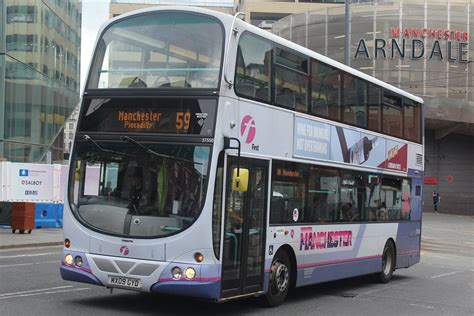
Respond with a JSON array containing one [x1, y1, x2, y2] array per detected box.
[[97, 6, 423, 104]]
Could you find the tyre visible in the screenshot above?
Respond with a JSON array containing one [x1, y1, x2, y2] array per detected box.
[[262, 250, 291, 307], [378, 240, 396, 283]]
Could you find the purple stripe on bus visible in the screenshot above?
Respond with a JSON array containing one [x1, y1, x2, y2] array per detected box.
[[60, 265, 102, 286], [296, 256, 381, 286], [151, 279, 220, 300], [61, 261, 93, 274]]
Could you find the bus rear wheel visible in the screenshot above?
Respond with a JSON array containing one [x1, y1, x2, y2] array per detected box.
[[378, 240, 395, 283], [262, 250, 291, 307]]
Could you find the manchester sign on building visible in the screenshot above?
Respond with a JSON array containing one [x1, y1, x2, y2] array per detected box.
[[355, 26, 469, 63]]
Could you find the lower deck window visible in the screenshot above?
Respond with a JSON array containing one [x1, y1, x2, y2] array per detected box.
[[270, 160, 411, 225]]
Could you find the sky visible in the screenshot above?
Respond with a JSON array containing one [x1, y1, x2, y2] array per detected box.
[[80, 0, 110, 92]]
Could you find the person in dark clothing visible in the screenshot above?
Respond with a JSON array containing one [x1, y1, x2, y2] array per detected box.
[[432, 191, 441, 212]]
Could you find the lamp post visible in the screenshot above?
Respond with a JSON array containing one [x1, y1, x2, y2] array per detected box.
[[344, 0, 350, 65]]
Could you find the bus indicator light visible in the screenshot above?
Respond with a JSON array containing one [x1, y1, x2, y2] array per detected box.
[[194, 252, 204, 263], [65, 239, 71, 248]]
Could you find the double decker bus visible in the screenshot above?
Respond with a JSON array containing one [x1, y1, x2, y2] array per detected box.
[[62, 6, 424, 306]]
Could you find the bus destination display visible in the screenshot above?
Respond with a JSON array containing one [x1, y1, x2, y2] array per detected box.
[[79, 98, 216, 136]]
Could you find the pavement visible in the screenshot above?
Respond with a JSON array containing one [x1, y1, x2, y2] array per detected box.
[[0, 227, 63, 249], [0, 211, 471, 250]]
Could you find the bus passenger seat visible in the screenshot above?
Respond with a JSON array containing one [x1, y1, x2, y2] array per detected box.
[[128, 77, 147, 88], [277, 88, 296, 109], [236, 79, 257, 98], [311, 98, 328, 116]]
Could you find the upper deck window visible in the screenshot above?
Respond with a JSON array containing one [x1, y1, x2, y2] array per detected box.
[[235, 33, 272, 102], [87, 12, 223, 89], [383, 92, 403, 138]]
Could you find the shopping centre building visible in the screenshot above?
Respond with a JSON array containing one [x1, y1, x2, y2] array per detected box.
[[273, 0, 474, 214]]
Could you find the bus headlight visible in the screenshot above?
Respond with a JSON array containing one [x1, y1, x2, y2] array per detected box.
[[74, 256, 83, 267], [64, 254, 73, 266], [171, 267, 182, 280], [184, 267, 196, 280]]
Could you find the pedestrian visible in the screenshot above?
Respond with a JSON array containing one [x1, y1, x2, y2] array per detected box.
[[432, 191, 441, 212]]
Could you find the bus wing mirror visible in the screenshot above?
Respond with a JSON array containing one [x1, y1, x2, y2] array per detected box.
[[232, 168, 249, 192]]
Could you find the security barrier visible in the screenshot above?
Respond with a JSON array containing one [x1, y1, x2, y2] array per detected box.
[[34, 203, 64, 228]]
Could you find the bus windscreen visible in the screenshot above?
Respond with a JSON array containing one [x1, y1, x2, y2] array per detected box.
[[87, 12, 223, 89], [69, 141, 210, 238]]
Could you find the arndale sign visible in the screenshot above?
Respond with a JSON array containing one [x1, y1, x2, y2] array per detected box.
[[354, 26, 469, 63]]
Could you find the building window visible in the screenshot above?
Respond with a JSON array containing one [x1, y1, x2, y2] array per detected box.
[[7, 5, 36, 23]]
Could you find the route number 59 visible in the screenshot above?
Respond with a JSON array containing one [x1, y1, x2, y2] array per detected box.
[[176, 112, 190, 130]]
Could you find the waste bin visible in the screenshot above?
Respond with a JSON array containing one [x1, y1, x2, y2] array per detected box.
[[11, 202, 35, 234]]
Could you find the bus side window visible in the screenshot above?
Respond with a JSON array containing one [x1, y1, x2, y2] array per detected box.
[[234, 33, 272, 102], [311, 59, 341, 120], [275, 48, 309, 112]]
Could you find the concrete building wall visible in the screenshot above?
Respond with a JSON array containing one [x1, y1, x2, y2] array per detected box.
[[109, 3, 235, 18], [242, 1, 341, 24], [423, 131, 474, 215]]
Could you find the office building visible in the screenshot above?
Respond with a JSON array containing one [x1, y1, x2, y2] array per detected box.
[[0, 0, 81, 163]]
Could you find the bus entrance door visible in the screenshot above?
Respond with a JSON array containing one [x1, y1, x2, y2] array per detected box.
[[221, 157, 268, 299]]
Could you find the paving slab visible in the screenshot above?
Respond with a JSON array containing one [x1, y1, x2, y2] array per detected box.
[[0, 227, 63, 249]]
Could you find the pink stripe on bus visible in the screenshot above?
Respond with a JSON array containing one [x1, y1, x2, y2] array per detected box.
[[159, 277, 221, 282]]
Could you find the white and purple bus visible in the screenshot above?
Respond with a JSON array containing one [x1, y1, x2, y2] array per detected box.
[[62, 6, 424, 306]]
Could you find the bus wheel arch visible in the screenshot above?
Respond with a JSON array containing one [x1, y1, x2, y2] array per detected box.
[[378, 238, 396, 283], [277, 244, 297, 290], [262, 245, 295, 307]]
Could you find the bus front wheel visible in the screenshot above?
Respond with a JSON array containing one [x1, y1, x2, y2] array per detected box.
[[378, 240, 396, 283], [263, 250, 291, 307]]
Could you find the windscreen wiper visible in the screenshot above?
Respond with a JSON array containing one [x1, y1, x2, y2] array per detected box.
[[120, 136, 202, 165], [84, 135, 135, 158]]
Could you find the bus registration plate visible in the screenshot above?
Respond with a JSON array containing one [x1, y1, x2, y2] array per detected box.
[[108, 275, 142, 289]]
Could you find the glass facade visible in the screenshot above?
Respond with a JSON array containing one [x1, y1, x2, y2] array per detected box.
[[0, 0, 81, 162], [273, 0, 474, 127], [273, 0, 474, 214]]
